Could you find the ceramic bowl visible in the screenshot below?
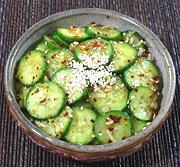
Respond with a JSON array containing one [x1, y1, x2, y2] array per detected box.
[[4, 8, 176, 161]]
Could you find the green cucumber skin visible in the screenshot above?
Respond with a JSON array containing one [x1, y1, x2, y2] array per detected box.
[[123, 57, 161, 90], [51, 32, 69, 48], [44, 35, 60, 50], [111, 42, 138, 73], [89, 78, 129, 114], [65, 107, 97, 145], [122, 30, 147, 49], [57, 28, 91, 43], [16, 50, 47, 86], [35, 41, 50, 53], [52, 68, 88, 104], [73, 39, 114, 66], [35, 106, 73, 139], [85, 25, 122, 41], [26, 81, 67, 120], [46, 49, 74, 77], [94, 110, 132, 144], [131, 116, 148, 134], [16, 82, 31, 109], [129, 86, 159, 121]]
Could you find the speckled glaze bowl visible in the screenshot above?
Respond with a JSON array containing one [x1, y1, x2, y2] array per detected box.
[[4, 8, 176, 161]]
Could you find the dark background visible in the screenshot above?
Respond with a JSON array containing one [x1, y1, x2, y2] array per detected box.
[[0, 0, 179, 166]]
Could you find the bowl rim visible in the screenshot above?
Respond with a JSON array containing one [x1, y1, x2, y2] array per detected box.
[[4, 8, 176, 153]]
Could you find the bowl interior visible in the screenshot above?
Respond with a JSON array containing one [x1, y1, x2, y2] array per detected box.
[[5, 9, 176, 154]]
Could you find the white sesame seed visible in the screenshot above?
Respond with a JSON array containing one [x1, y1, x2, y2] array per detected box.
[[99, 132, 103, 136]]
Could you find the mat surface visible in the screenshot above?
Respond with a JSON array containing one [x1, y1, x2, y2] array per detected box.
[[0, 0, 179, 166]]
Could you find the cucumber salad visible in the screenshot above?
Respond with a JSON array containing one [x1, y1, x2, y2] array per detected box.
[[15, 23, 161, 145]]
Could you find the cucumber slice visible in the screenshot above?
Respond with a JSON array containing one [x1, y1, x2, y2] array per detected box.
[[16, 50, 47, 86], [74, 39, 114, 69], [52, 68, 88, 104], [94, 111, 132, 144], [65, 107, 97, 145], [131, 116, 148, 133], [26, 81, 67, 120], [111, 42, 138, 73], [123, 57, 160, 90], [90, 138, 101, 145], [46, 49, 74, 77], [129, 86, 159, 121], [16, 82, 31, 108], [52, 32, 69, 48], [122, 31, 147, 50], [85, 23, 122, 40], [57, 27, 90, 43], [89, 78, 128, 114], [71, 99, 93, 109], [35, 41, 50, 53], [44, 35, 60, 50], [35, 106, 73, 139]]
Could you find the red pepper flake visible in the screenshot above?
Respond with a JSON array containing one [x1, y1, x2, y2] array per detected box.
[[122, 136, 127, 140], [138, 73, 145, 77], [134, 88, 138, 92], [52, 41, 57, 45], [90, 119, 94, 123], [109, 115, 121, 123], [63, 112, 68, 117], [108, 127, 114, 132], [61, 60, 66, 64], [34, 88, 39, 94], [32, 76, 35, 80], [39, 98, 46, 103], [93, 97, 97, 102], [108, 139, 112, 143], [152, 76, 159, 81], [124, 118, 128, 121], [152, 76, 160, 86], [92, 41, 102, 47]]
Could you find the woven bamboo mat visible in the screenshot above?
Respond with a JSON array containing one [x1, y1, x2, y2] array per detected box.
[[0, 0, 179, 166]]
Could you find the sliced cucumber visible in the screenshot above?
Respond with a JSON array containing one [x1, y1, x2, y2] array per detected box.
[[16, 82, 31, 108], [46, 49, 74, 77], [35, 106, 73, 139], [123, 57, 160, 90], [35, 41, 50, 53], [129, 86, 159, 121], [52, 32, 69, 48], [44, 35, 60, 50], [26, 81, 67, 120], [122, 31, 147, 49], [85, 23, 122, 40], [74, 39, 114, 69], [52, 68, 88, 104], [89, 78, 128, 114], [131, 116, 148, 133], [71, 99, 93, 109], [90, 138, 101, 145], [57, 27, 90, 43], [94, 111, 132, 144], [16, 50, 47, 86], [65, 107, 97, 145], [111, 42, 138, 73]]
